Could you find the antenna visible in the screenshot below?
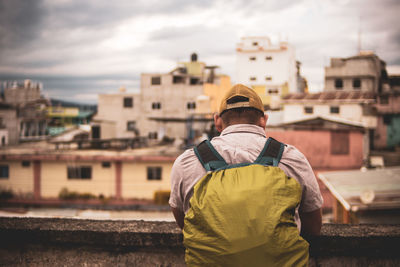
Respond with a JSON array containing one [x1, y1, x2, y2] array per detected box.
[[357, 16, 362, 54]]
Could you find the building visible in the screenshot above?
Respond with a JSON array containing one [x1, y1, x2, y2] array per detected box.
[[324, 51, 388, 93], [92, 88, 140, 140], [282, 91, 377, 127], [0, 145, 179, 200], [268, 116, 367, 169], [235, 36, 299, 108], [2, 80, 42, 106], [318, 167, 400, 224], [0, 103, 18, 145]]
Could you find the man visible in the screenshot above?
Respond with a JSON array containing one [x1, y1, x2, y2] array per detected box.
[[169, 84, 322, 265]]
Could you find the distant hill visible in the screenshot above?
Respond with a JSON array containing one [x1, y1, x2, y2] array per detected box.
[[50, 98, 97, 112]]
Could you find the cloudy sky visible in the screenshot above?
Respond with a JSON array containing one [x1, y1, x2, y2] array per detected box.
[[0, 0, 399, 104]]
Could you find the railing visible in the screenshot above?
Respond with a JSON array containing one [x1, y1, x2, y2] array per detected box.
[[0, 218, 399, 266]]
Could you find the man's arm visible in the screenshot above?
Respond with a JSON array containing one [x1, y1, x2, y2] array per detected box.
[[299, 208, 322, 237], [171, 207, 185, 229]]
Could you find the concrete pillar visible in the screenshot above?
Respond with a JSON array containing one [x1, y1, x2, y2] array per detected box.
[[115, 161, 122, 199], [33, 160, 41, 199]]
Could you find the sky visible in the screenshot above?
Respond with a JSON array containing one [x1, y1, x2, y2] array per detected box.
[[0, 0, 399, 104]]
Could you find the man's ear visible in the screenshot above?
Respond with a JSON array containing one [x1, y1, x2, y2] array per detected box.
[[214, 113, 223, 132], [258, 114, 268, 129]]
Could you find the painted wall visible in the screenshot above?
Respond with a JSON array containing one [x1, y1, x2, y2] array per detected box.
[[283, 103, 377, 128], [121, 162, 172, 199], [267, 129, 364, 169], [236, 37, 297, 94], [41, 161, 115, 198], [0, 161, 33, 194], [203, 75, 231, 113], [94, 93, 140, 139], [1, 159, 174, 200]]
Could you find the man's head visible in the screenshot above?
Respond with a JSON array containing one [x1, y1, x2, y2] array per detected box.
[[214, 84, 268, 132]]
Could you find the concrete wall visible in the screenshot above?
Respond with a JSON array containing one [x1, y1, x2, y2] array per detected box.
[[1, 157, 175, 200], [236, 37, 297, 94], [0, 161, 33, 195], [94, 93, 140, 139], [0, 218, 399, 266], [267, 130, 364, 169], [41, 161, 116, 198], [324, 55, 382, 92], [283, 103, 377, 128], [122, 162, 172, 199], [0, 108, 19, 145]]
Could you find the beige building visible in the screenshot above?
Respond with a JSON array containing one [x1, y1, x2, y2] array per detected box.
[[325, 51, 388, 93], [0, 145, 177, 200], [3, 80, 42, 106], [93, 88, 141, 139]]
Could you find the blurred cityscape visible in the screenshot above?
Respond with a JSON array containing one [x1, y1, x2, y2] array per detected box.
[[0, 36, 399, 224]]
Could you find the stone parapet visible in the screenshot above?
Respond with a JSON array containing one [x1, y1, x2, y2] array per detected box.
[[0, 217, 399, 266]]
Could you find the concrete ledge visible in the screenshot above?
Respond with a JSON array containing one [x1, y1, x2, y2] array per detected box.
[[0, 218, 400, 266]]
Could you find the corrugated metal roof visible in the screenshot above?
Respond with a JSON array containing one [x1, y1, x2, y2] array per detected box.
[[318, 167, 400, 211], [283, 91, 376, 102]]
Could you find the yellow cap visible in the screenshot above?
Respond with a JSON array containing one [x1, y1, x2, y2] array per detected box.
[[219, 84, 264, 115]]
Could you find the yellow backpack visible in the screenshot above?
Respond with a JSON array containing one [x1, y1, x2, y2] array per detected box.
[[183, 137, 309, 267]]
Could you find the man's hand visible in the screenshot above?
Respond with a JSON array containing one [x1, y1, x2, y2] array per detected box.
[[299, 208, 322, 237], [171, 207, 185, 229]]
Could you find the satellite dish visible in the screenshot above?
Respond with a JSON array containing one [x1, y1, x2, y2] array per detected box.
[[360, 189, 375, 204]]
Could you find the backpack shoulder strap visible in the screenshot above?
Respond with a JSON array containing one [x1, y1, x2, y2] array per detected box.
[[254, 137, 285, 167], [194, 140, 228, 172]]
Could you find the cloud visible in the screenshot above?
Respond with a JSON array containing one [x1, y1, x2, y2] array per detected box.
[[0, 0, 399, 102], [0, 0, 45, 50]]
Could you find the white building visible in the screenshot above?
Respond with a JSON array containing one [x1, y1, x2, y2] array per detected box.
[[236, 36, 298, 108], [92, 88, 141, 139], [282, 91, 377, 128]]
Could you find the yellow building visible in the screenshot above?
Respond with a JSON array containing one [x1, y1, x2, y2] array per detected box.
[[202, 75, 232, 114], [0, 147, 177, 200]]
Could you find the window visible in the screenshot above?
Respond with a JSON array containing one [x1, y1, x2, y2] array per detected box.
[[265, 76, 272, 81], [147, 166, 162, 180], [330, 106, 340, 114], [380, 95, 389, 105], [249, 57, 256, 61], [335, 79, 343, 89], [190, 77, 200, 85], [252, 42, 258, 46], [148, 132, 158, 139], [102, 162, 111, 168], [151, 76, 161, 85], [383, 115, 392, 125], [265, 56, 272, 60], [22, 161, 30, 167], [187, 102, 196, 109], [249, 77, 257, 81], [67, 166, 92, 179], [268, 89, 278, 94], [353, 78, 361, 89], [152, 102, 161, 109], [173, 76, 185, 84], [127, 121, 137, 131], [92, 125, 100, 139], [123, 97, 133, 108], [331, 131, 349, 155], [0, 165, 9, 179], [304, 107, 313, 114]]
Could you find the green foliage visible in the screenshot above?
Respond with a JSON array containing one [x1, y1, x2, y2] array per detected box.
[[58, 187, 96, 200], [0, 187, 13, 200], [154, 190, 170, 205]]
